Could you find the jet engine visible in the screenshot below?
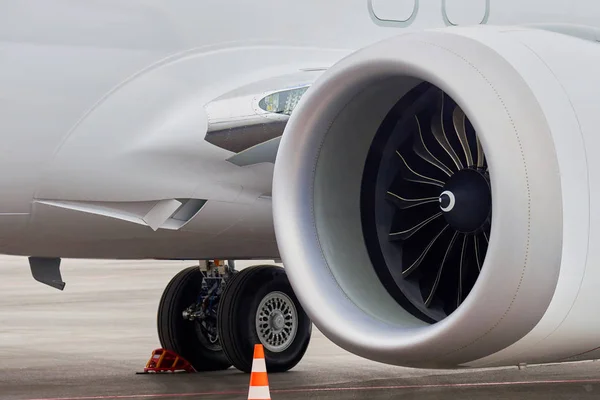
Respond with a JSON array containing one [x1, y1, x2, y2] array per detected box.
[[272, 25, 600, 368]]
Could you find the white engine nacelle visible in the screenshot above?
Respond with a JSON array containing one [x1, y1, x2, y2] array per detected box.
[[273, 25, 600, 368]]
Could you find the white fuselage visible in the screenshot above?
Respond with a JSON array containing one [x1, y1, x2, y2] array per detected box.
[[1, 0, 599, 259]]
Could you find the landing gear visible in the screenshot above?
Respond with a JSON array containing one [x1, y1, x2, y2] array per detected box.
[[157, 262, 311, 373], [157, 263, 232, 371]]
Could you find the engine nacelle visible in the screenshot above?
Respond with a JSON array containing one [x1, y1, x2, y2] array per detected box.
[[273, 25, 600, 368]]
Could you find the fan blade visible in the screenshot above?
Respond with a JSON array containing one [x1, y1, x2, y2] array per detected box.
[[476, 232, 489, 285], [476, 135, 485, 169], [481, 220, 491, 244], [396, 151, 445, 187], [416, 108, 459, 175], [457, 234, 480, 304], [390, 212, 443, 241], [388, 171, 444, 200], [474, 235, 483, 272], [389, 202, 440, 239], [425, 231, 459, 307], [403, 142, 450, 183], [463, 116, 480, 168], [430, 94, 464, 171], [457, 234, 468, 307], [402, 224, 450, 277], [386, 191, 439, 210], [413, 115, 453, 177], [452, 107, 474, 167], [473, 115, 487, 170]]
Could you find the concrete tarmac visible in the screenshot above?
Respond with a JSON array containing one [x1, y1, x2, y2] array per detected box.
[[1, 256, 599, 400]]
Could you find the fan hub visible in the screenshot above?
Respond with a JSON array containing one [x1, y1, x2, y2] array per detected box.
[[440, 168, 491, 233]]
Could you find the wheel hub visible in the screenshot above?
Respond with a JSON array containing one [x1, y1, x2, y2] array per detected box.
[[255, 291, 298, 353], [271, 312, 285, 331]]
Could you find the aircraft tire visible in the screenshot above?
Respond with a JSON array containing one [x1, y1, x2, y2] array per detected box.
[[157, 266, 232, 371], [217, 265, 311, 373]]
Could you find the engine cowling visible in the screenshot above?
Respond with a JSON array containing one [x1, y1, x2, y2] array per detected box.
[[272, 25, 600, 368]]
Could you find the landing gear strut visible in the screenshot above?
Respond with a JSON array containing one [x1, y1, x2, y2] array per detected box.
[[156, 261, 232, 371], [157, 261, 311, 373]]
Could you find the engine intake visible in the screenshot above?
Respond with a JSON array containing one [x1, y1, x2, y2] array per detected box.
[[361, 81, 492, 323]]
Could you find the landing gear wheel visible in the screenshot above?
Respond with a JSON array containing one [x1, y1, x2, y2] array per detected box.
[[217, 265, 311, 373], [157, 266, 231, 371]]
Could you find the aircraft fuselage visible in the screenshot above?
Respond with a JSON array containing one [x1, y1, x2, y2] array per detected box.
[[0, 0, 598, 259]]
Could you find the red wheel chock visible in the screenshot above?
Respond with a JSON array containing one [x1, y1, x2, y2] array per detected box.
[[137, 348, 196, 374]]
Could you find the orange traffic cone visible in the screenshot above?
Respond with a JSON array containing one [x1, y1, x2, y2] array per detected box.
[[248, 344, 271, 400]]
